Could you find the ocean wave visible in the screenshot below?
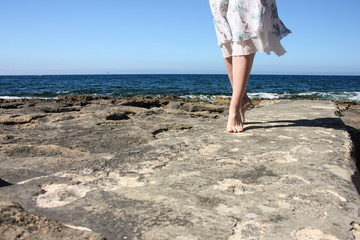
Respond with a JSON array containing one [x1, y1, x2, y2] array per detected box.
[[292, 91, 360, 102], [348, 92, 360, 102], [0, 96, 57, 100], [181, 91, 360, 103], [1, 91, 359, 103], [248, 92, 283, 99], [56, 91, 70, 95], [0, 96, 32, 100]]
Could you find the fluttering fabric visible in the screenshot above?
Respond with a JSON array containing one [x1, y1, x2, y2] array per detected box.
[[209, 0, 291, 57]]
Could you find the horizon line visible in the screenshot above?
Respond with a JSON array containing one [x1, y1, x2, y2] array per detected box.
[[1, 73, 360, 77]]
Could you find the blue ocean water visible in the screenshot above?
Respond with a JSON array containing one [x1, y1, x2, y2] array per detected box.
[[0, 74, 359, 103]]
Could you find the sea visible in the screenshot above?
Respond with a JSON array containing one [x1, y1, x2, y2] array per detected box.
[[0, 74, 359, 103]]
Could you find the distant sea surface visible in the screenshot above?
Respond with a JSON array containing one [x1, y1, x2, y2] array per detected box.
[[1, 74, 359, 103]]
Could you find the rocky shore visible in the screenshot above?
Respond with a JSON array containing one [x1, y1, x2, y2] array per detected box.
[[0, 96, 359, 240]]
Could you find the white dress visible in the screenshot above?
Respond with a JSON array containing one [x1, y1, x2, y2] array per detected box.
[[209, 0, 291, 58]]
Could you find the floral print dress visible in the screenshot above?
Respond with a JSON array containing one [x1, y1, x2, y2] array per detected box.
[[209, 0, 291, 57]]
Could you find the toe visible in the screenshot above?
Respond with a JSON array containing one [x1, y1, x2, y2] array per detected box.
[[235, 124, 244, 133]]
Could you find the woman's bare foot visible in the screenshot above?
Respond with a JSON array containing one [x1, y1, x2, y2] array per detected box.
[[240, 98, 252, 124], [227, 105, 243, 133]]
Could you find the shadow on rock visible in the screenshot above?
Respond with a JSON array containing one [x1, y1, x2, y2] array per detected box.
[[246, 117, 344, 131], [0, 179, 12, 188], [345, 125, 360, 195]]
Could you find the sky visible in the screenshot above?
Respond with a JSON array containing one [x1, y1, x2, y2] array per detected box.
[[1, 0, 360, 75]]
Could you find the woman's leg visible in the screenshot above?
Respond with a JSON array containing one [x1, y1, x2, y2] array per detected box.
[[226, 53, 255, 133], [239, 53, 255, 123], [224, 57, 253, 123]]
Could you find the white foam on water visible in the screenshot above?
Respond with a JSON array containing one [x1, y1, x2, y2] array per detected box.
[[1, 91, 359, 103], [56, 90, 70, 94], [295, 91, 360, 102], [248, 92, 282, 99], [348, 92, 360, 102], [0, 96, 57, 100], [0, 96, 32, 100], [298, 92, 319, 96], [180, 92, 360, 103]]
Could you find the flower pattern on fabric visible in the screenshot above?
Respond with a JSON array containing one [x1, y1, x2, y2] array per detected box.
[[209, 0, 291, 46]]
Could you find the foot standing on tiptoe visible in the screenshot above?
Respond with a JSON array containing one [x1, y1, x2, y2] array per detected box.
[[209, 0, 291, 133]]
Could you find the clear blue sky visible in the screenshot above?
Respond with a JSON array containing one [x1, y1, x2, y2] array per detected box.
[[1, 0, 359, 75]]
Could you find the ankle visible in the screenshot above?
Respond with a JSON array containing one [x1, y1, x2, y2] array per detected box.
[[243, 95, 251, 102], [229, 101, 241, 113]]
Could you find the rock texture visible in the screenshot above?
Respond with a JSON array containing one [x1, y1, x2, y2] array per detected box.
[[0, 201, 104, 240], [0, 96, 359, 240]]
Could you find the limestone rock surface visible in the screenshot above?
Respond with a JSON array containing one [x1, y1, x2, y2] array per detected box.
[[0, 201, 105, 240], [0, 97, 359, 240]]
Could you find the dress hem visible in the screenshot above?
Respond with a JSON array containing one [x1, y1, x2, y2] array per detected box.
[[219, 27, 290, 58]]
